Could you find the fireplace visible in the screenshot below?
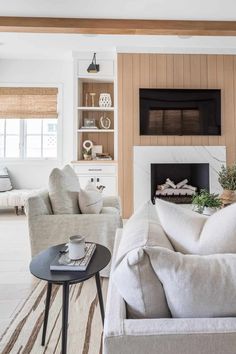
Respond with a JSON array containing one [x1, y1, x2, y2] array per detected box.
[[151, 163, 210, 204], [133, 146, 225, 211]]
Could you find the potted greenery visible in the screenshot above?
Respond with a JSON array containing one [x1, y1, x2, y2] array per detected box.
[[82, 148, 92, 161], [218, 164, 236, 205], [192, 189, 222, 215]]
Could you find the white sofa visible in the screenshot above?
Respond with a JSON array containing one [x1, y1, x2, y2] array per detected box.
[[104, 228, 236, 354]]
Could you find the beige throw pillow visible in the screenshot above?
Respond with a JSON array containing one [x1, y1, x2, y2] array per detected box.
[[155, 199, 236, 254], [78, 189, 103, 214], [146, 246, 236, 318], [49, 165, 80, 214], [112, 201, 173, 319]]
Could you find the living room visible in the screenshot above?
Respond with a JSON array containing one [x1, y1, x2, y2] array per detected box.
[[1, 1, 236, 354]]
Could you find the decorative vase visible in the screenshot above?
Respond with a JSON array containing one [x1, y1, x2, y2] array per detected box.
[[203, 207, 217, 216], [220, 189, 235, 206], [83, 153, 92, 161], [99, 93, 112, 107]]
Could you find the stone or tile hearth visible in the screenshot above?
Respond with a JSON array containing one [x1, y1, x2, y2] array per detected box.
[[133, 146, 226, 210]]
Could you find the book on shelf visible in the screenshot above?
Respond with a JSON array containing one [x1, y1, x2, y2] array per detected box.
[[50, 243, 96, 271], [95, 153, 112, 160], [80, 126, 98, 129]]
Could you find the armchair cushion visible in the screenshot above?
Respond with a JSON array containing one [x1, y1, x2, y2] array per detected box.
[[147, 246, 236, 318], [49, 165, 80, 214], [78, 189, 103, 214], [156, 198, 236, 254]]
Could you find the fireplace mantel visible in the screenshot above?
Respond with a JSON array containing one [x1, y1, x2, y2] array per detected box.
[[133, 146, 226, 211]]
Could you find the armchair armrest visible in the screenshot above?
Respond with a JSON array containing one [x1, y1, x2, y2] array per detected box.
[[103, 196, 122, 213], [25, 190, 52, 217]]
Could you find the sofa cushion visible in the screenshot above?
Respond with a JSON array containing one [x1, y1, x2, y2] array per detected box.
[[112, 201, 173, 319], [49, 165, 80, 214], [155, 199, 236, 254], [0, 166, 12, 192], [78, 189, 103, 214], [147, 246, 236, 318]]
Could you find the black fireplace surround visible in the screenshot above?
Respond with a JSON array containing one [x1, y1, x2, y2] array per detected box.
[[151, 163, 210, 204], [140, 89, 221, 136]]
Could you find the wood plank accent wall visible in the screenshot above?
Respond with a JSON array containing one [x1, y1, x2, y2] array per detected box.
[[118, 53, 236, 218]]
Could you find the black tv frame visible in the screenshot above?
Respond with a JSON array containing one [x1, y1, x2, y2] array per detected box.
[[140, 88, 221, 136]]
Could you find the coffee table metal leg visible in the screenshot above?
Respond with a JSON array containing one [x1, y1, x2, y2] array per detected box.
[[42, 282, 52, 346], [62, 282, 70, 354], [95, 272, 104, 324]]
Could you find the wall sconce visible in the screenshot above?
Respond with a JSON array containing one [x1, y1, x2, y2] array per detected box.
[[87, 53, 100, 73]]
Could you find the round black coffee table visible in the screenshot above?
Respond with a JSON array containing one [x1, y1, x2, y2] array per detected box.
[[30, 243, 111, 354]]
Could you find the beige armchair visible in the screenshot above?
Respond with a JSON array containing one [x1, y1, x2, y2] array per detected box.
[[25, 191, 122, 277]]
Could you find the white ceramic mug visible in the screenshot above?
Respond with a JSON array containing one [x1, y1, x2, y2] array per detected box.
[[68, 235, 86, 260]]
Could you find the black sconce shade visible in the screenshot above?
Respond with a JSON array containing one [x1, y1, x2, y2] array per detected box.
[[87, 53, 100, 73]]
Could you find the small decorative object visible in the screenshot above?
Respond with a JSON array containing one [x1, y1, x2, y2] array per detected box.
[[95, 152, 112, 161], [83, 140, 93, 160], [192, 189, 222, 215], [218, 164, 236, 206], [82, 118, 97, 129], [68, 235, 86, 260], [90, 92, 96, 107], [87, 53, 100, 73], [99, 116, 111, 129], [92, 145, 103, 159], [99, 93, 112, 107]]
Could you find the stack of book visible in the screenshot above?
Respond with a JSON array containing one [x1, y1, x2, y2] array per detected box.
[[95, 153, 112, 161], [50, 243, 96, 271]]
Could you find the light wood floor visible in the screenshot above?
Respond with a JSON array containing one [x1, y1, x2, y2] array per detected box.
[[0, 208, 38, 338]]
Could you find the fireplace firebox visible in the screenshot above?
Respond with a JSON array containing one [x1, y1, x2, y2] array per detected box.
[[151, 163, 209, 204]]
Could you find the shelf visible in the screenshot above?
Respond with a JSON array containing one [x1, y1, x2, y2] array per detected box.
[[77, 129, 114, 133], [71, 160, 117, 164], [77, 106, 114, 111]]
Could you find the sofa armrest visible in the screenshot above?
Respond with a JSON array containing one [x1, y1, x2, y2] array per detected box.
[[104, 231, 236, 354], [25, 190, 52, 217], [103, 196, 122, 213], [104, 229, 126, 337]]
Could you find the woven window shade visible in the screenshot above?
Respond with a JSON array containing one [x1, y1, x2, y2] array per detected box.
[[0, 87, 58, 118]]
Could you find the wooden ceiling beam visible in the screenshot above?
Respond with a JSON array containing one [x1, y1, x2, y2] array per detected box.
[[0, 17, 236, 36]]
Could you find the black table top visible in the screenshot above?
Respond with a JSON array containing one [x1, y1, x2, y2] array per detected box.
[[30, 243, 111, 284]]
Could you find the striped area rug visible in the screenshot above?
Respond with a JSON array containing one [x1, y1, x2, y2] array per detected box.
[[0, 277, 108, 354]]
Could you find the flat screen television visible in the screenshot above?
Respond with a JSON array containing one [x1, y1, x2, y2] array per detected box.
[[140, 88, 221, 136]]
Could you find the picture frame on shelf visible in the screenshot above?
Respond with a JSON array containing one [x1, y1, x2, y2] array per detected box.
[[92, 145, 103, 159], [81, 118, 97, 129]]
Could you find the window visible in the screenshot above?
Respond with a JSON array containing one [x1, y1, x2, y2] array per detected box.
[[0, 86, 59, 159], [0, 119, 57, 159]]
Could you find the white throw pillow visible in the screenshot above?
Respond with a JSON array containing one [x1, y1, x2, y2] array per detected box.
[[78, 189, 103, 214], [112, 201, 173, 319], [146, 246, 236, 318], [155, 199, 236, 254], [0, 166, 12, 192], [49, 165, 80, 214]]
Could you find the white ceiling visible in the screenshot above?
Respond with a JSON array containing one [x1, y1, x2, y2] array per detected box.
[[0, 0, 236, 20], [0, 0, 236, 59]]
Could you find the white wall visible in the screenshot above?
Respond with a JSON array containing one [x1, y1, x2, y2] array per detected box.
[[0, 58, 74, 188]]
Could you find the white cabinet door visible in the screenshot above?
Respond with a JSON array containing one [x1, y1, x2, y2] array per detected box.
[[97, 176, 117, 196], [78, 175, 117, 196]]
